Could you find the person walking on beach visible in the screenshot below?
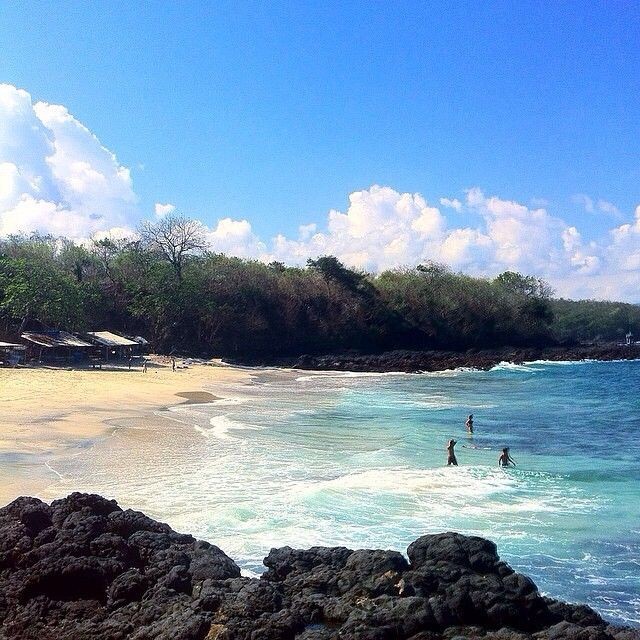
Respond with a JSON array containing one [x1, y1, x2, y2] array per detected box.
[[447, 439, 458, 466], [498, 447, 516, 467], [142, 360, 148, 374], [465, 414, 474, 434], [171, 357, 176, 372]]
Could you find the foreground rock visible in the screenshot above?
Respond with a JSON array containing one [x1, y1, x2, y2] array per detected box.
[[0, 494, 637, 640]]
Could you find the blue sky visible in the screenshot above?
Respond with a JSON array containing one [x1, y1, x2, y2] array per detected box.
[[1, 1, 640, 299]]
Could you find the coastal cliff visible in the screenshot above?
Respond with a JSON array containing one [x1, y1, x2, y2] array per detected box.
[[0, 494, 637, 640]]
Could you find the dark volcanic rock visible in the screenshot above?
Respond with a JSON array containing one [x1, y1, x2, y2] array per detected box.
[[0, 494, 637, 640], [282, 344, 640, 373], [0, 493, 240, 640]]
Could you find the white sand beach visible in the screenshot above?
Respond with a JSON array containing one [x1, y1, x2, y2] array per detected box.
[[0, 357, 250, 505]]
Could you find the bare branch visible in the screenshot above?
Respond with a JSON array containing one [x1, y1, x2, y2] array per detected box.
[[140, 215, 207, 281]]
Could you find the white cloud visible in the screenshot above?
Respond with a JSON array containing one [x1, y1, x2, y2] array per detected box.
[[205, 217, 267, 258], [572, 193, 621, 219], [606, 205, 640, 273], [596, 199, 621, 218], [439, 228, 492, 268], [0, 83, 137, 237], [90, 226, 138, 243], [185, 186, 640, 301], [439, 197, 462, 211], [572, 193, 595, 213], [260, 185, 448, 272], [155, 202, 175, 218], [465, 189, 578, 276], [298, 223, 317, 240]]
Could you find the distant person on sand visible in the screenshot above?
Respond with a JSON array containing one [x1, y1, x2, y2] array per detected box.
[[142, 360, 148, 374], [465, 414, 474, 434], [447, 439, 458, 466], [498, 447, 516, 467], [172, 357, 176, 372]]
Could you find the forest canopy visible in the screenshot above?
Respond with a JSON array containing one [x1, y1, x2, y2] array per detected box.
[[1, 224, 639, 357]]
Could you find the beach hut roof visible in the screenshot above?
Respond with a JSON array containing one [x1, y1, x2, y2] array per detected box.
[[21, 331, 93, 348], [0, 341, 25, 349], [86, 331, 139, 347]]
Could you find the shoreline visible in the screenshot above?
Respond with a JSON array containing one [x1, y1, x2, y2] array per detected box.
[[2, 348, 637, 505], [235, 344, 640, 373], [0, 357, 251, 506]]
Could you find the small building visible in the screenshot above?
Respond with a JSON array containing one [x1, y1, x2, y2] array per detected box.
[[129, 335, 150, 354], [85, 331, 140, 361], [21, 331, 94, 363], [626, 331, 633, 346], [0, 341, 26, 367]]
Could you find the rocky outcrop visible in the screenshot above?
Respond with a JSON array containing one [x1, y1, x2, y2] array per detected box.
[[289, 344, 640, 373], [0, 494, 637, 640]]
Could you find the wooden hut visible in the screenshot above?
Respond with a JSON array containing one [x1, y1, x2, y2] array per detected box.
[[0, 341, 26, 367], [21, 331, 94, 364], [85, 331, 140, 361]]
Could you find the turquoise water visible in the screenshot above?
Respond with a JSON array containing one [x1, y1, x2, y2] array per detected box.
[[43, 360, 640, 625]]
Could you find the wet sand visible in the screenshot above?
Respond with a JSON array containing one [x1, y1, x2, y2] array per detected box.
[[0, 357, 250, 505]]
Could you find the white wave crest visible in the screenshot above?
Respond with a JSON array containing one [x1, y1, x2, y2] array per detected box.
[[296, 371, 411, 382], [490, 362, 544, 372], [197, 414, 264, 440]]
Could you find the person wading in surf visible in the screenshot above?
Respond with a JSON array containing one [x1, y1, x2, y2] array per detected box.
[[498, 447, 516, 467], [447, 439, 458, 466], [465, 414, 474, 434]]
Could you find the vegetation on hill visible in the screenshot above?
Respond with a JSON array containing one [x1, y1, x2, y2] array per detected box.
[[0, 218, 638, 356]]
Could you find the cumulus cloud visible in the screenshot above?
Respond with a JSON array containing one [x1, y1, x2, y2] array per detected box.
[[205, 217, 267, 258], [232, 185, 635, 302], [0, 83, 137, 237], [156, 184, 638, 301], [155, 202, 175, 218], [254, 185, 584, 279], [260, 185, 448, 271], [606, 205, 640, 275]]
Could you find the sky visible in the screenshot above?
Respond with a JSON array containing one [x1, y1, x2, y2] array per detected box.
[[1, 0, 640, 301]]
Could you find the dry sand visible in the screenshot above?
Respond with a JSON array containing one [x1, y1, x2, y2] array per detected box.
[[0, 357, 250, 505]]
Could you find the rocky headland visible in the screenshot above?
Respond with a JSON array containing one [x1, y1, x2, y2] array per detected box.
[[285, 344, 640, 373], [0, 493, 637, 640]]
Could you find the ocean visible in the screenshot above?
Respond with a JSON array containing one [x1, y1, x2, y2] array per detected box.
[[41, 360, 640, 626]]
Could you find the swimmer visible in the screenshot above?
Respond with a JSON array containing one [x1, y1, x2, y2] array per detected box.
[[447, 439, 458, 466], [465, 414, 474, 434], [498, 447, 516, 467]]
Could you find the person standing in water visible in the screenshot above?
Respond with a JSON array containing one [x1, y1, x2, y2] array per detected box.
[[498, 447, 516, 467], [465, 414, 474, 434], [447, 439, 458, 466]]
